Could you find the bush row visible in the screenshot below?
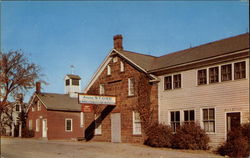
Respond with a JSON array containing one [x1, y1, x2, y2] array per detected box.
[[144, 123, 210, 150], [217, 123, 250, 158]]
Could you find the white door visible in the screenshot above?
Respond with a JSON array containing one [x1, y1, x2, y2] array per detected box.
[[111, 113, 121, 143], [42, 119, 47, 138]]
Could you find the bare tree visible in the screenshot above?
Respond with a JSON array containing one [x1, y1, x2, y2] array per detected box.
[[0, 51, 41, 135]]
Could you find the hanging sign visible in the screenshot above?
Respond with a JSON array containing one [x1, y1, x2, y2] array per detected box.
[[78, 94, 116, 105], [81, 104, 93, 113]]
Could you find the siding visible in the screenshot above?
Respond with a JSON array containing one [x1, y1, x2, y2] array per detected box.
[[158, 58, 249, 146]]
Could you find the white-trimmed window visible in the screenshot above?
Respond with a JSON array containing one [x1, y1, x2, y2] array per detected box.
[[107, 65, 111, 75], [164, 76, 172, 90], [209, 67, 219, 83], [128, 78, 135, 96], [80, 112, 84, 128], [113, 57, 118, 63], [36, 119, 40, 132], [170, 111, 180, 132], [29, 120, 33, 130], [202, 108, 215, 132], [37, 101, 41, 111], [95, 114, 102, 135], [184, 110, 195, 124], [221, 64, 232, 81], [32, 106, 35, 112], [120, 61, 124, 72], [99, 84, 105, 95], [234, 61, 246, 80], [173, 74, 181, 89], [133, 111, 141, 135], [198, 69, 207, 85], [65, 118, 73, 132]]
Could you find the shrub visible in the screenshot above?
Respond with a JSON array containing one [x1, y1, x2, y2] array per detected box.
[[217, 123, 250, 158], [171, 123, 210, 150], [144, 123, 173, 147], [22, 127, 34, 138]]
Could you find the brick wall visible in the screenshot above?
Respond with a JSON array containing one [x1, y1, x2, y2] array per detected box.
[[27, 95, 83, 140], [85, 55, 158, 143]]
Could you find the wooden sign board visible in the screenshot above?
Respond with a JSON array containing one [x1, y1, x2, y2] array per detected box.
[[79, 94, 116, 105], [81, 104, 93, 113]]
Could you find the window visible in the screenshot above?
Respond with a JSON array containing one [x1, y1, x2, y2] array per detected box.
[[16, 104, 20, 112], [107, 65, 111, 75], [184, 110, 195, 124], [29, 120, 33, 130], [164, 76, 172, 90], [209, 67, 219, 83], [113, 57, 118, 63], [80, 112, 84, 128], [36, 119, 40, 132], [32, 106, 35, 112], [65, 79, 70, 86], [99, 84, 105, 95], [221, 64, 232, 81], [120, 61, 124, 72], [170, 111, 180, 132], [133, 111, 141, 135], [95, 115, 102, 135], [72, 79, 79, 86], [37, 101, 41, 111], [65, 119, 73, 132], [234, 61, 246, 80], [203, 108, 215, 132], [173, 74, 181, 89], [128, 78, 135, 96], [198, 69, 207, 85]]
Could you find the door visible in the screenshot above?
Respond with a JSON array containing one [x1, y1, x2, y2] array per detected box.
[[227, 112, 240, 132], [42, 119, 47, 138], [111, 113, 121, 143]]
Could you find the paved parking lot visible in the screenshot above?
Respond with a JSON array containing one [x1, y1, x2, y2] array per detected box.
[[1, 138, 222, 158]]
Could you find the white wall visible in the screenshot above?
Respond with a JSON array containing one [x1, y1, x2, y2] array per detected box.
[[158, 58, 249, 146]]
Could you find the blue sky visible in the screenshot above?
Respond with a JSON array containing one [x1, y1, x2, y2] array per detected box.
[[1, 1, 249, 101]]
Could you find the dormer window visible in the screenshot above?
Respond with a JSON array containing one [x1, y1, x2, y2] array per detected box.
[[107, 65, 111, 75], [65, 79, 70, 86]]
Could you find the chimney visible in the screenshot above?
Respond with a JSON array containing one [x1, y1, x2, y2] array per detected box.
[[36, 82, 41, 94], [113, 34, 123, 50]]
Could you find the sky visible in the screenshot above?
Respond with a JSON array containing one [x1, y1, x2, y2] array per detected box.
[[1, 1, 249, 102]]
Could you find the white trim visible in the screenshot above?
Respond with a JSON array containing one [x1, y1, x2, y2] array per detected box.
[[36, 119, 40, 132], [224, 111, 242, 140], [120, 61, 124, 72], [128, 78, 135, 96], [201, 107, 216, 134], [94, 114, 102, 135], [65, 118, 73, 132], [80, 112, 84, 128], [132, 111, 142, 135]]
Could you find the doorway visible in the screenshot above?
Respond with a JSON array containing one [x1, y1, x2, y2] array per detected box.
[[226, 112, 240, 132], [111, 113, 121, 143], [42, 119, 47, 138]]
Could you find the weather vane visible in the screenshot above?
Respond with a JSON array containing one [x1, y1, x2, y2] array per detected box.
[[70, 65, 75, 74]]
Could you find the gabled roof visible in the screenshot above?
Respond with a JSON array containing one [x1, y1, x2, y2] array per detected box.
[[66, 74, 81, 80], [36, 93, 81, 112], [118, 50, 156, 71], [150, 33, 249, 72], [84, 33, 249, 92]]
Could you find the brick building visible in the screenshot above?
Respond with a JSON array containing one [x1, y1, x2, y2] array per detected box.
[[84, 33, 249, 146], [26, 75, 84, 140], [83, 35, 159, 143]]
